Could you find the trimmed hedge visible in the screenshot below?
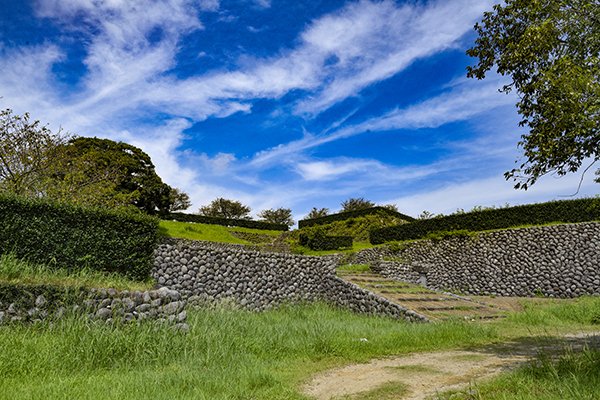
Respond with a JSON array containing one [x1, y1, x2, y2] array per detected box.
[[164, 212, 289, 231], [370, 198, 600, 244], [299, 231, 353, 251], [0, 193, 159, 280], [299, 206, 415, 228]]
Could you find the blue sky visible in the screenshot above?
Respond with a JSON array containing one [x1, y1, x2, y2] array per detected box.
[[0, 0, 596, 220]]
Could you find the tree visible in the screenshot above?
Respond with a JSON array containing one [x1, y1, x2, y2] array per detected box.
[[258, 207, 294, 227], [340, 197, 375, 212], [198, 198, 251, 219], [168, 187, 191, 212], [306, 207, 329, 219], [382, 204, 399, 212], [0, 109, 71, 196], [467, 0, 600, 190], [49, 137, 173, 213], [418, 210, 435, 220]]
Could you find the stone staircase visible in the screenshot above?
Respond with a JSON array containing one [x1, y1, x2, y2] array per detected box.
[[337, 270, 508, 321]]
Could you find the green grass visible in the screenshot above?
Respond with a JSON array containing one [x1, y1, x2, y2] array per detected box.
[[337, 264, 371, 273], [292, 241, 376, 256], [0, 303, 498, 400], [440, 348, 600, 400], [2, 296, 600, 400], [159, 220, 281, 244], [0, 254, 152, 291]]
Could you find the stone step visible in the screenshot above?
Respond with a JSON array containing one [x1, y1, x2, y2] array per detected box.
[[415, 305, 485, 312]]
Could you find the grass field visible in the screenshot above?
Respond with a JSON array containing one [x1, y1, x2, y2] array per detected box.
[[159, 220, 282, 244], [1, 295, 599, 400]]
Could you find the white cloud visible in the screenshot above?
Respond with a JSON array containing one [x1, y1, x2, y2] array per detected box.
[[293, 0, 494, 114], [253, 0, 271, 9], [389, 172, 598, 217], [251, 76, 514, 167]]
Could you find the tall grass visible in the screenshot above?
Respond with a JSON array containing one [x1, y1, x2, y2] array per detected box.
[[0, 303, 498, 400], [0, 254, 153, 290], [441, 348, 600, 400]]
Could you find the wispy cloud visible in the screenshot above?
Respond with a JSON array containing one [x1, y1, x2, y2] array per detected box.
[[251, 76, 514, 167], [293, 0, 494, 115]]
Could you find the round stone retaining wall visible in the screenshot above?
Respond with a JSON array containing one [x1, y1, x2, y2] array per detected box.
[[375, 222, 600, 298], [152, 238, 426, 322]]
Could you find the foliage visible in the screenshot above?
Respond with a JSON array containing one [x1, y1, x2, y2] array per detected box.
[[257, 207, 294, 227], [0, 109, 71, 197], [370, 198, 600, 244], [158, 220, 282, 244], [341, 197, 376, 212], [198, 197, 252, 219], [299, 206, 415, 229], [2, 296, 600, 399], [49, 137, 173, 214], [300, 213, 410, 243], [306, 207, 329, 219], [418, 210, 436, 219], [0, 303, 498, 400], [164, 211, 288, 231], [467, 0, 600, 189], [167, 187, 191, 212], [0, 192, 159, 280], [0, 254, 152, 291], [298, 228, 353, 251], [441, 348, 600, 400]]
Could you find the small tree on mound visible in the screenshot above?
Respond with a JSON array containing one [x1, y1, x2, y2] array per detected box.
[[340, 197, 375, 212], [258, 207, 294, 227], [198, 198, 252, 219], [306, 207, 329, 219]]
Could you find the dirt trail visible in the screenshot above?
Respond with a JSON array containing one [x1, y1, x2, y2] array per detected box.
[[303, 332, 600, 400]]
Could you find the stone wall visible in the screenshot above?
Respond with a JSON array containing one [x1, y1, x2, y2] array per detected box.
[[377, 222, 600, 298], [152, 238, 426, 321], [0, 284, 188, 329]]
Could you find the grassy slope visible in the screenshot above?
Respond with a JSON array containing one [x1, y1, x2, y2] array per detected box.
[[159, 220, 281, 244], [1, 297, 599, 400], [0, 254, 152, 291]]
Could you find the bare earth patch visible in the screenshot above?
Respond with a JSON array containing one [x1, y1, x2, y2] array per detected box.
[[303, 332, 600, 400]]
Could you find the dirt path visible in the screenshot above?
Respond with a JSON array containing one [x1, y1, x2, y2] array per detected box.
[[303, 332, 600, 400]]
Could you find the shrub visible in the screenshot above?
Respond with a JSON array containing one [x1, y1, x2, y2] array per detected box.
[[298, 229, 353, 251], [299, 206, 415, 228], [164, 212, 288, 231], [0, 192, 159, 280], [370, 198, 600, 244]]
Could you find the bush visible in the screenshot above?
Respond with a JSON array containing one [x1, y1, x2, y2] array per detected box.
[[370, 198, 600, 244], [163, 212, 288, 231], [298, 229, 353, 251], [0, 193, 159, 280], [299, 206, 415, 228]]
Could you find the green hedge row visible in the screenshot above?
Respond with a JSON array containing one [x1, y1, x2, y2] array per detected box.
[[298, 206, 415, 228], [298, 231, 353, 251], [163, 212, 288, 231], [370, 198, 600, 244], [0, 193, 159, 280]]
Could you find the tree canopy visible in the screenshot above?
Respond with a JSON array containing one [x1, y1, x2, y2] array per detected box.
[[306, 207, 329, 219], [0, 109, 70, 197], [198, 198, 252, 219], [257, 208, 294, 227], [467, 0, 600, 189], [52, 137, 174, 213], [340, 197, 375, 212]]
